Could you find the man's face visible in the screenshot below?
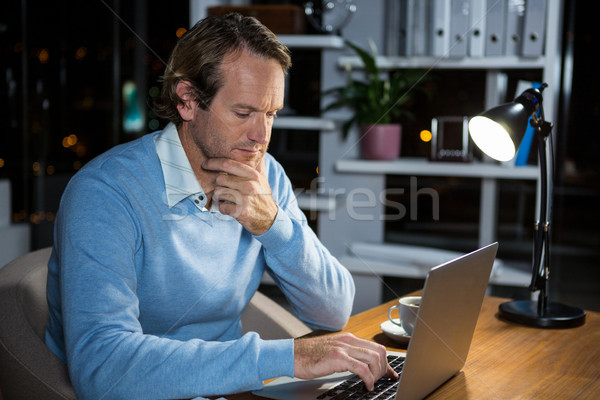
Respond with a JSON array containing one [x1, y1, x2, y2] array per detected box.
[[189, 50, 285, 169]]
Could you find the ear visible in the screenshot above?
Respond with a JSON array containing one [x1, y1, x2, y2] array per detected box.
[[175, 80, 197, 122]]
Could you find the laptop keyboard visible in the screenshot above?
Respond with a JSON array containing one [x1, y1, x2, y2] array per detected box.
[[315, 354, 405, 400]]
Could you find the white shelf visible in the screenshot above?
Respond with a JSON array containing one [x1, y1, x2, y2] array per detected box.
[[336, 158, 539, 180], [274, 116, 336, 131], [338, 55, 547, 70], [296, 192, 337, 212], [278, 35, 344, 49], [340, 242, 531, 288]]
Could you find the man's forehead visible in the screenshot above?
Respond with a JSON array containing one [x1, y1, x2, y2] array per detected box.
[[226, 89, 284, 112], [218, 53, 285, 109]]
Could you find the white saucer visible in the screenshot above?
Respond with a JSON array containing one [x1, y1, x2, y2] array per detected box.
[[380, 319, 411, 345]]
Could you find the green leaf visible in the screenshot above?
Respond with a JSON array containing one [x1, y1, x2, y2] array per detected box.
[[345, 41, 379, 80], [321, 41, 433, 139]]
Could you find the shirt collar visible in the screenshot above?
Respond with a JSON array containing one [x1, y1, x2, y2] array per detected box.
[[153, 122, 208, 209]]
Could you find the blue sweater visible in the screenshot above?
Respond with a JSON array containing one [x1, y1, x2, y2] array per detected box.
[[45, 128, 355, 399]]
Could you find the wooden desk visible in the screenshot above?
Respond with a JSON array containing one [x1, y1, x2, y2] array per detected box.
[[230, 296, 600, 399]]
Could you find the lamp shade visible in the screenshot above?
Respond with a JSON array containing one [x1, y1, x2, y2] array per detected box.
[[468, 87, 544, 162]]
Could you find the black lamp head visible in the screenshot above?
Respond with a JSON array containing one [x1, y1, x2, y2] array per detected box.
[[469, 85, 545, 162]]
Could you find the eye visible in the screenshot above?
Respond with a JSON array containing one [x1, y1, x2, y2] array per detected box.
[[267, 111, 278, 119], [234, 111, 250, 119]]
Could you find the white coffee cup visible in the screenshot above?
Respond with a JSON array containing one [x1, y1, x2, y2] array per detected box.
[[388, 296, 421, 336]]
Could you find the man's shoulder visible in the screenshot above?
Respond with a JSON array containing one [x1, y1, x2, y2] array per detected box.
[[67, 134, 160, 195], [84, 134, 156, 172]]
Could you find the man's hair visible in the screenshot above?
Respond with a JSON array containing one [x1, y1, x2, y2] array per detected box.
[[153, 13, 292, 126]]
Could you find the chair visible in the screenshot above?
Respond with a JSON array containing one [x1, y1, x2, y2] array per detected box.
[[242, 290, 312, 339], [0, 247, 310, 399], [0, 247, 75, 399]]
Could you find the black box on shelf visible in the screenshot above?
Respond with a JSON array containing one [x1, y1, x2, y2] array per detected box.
[[430, 116, 473, 162]]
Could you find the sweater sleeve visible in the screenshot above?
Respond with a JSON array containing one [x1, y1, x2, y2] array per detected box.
[[53, 171, 294, 400], [254, 158, 355, 331]]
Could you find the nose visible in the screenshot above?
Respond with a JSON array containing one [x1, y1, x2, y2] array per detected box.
[[247, 114, 270, 145]]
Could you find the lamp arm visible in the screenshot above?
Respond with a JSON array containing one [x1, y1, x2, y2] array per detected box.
[[528, 111, 554, 302], [529, 132, 548, 293]]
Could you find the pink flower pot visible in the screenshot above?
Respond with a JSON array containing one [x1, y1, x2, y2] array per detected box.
[[359, 124, 401, 160]]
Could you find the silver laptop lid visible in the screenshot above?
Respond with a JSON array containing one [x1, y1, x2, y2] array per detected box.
[[396, 242, 498, 400]]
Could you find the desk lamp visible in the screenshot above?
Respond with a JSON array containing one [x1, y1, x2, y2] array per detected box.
[[468, 83, 586, 328]]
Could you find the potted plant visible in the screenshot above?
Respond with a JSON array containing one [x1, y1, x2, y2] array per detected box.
[[323, 40, 429, 160]]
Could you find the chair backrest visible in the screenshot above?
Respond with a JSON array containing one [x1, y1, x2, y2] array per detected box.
[[242, 290, 311, 340], [0, 247, 76, 400]]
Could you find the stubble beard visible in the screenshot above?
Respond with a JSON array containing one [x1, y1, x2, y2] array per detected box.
[[190, 118, 268, 170]]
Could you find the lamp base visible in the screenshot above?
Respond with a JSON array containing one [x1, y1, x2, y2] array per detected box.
[[498, 300, 586, 328]]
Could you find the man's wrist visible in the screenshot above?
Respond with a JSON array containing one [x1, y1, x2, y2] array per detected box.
[[253, 203, 278, 235], [253, 206, 293, 249]]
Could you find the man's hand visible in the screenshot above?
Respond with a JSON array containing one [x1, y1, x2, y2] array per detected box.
[[202, 157, 277, 235], [294, 333, 398, 391]]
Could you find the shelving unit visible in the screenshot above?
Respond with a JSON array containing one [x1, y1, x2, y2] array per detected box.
[[313, 0, 564, 313], [336, 157, 540, 248], [338, 55, 548, 70], [336, 158, 539, 179], [334, 158, 537, 298], [295, 192, 338, 213], [339, 241, 531, 288], [264, 1, 563, 313], [272, 35, 343, 217], [273, 116, 336, 131], [278, 34, 345, 49]]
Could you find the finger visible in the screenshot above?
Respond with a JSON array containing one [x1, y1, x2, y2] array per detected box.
[[212, 186, 238, 205], [201, 157, 230, 173], [321, 349, 375, 391], [335, 334, 393, 384], [214, 172, 239, 190], [217, 200, 239, 219], [386, 363, 399, 380], [215, 174, 263, 203], [338, 334, 389, 366], [346, 357, 376, 391], [344, 346, 387, 386], [203, 157, 256, 178]]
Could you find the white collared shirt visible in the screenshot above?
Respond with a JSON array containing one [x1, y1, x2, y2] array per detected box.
[[153, 122, 217, 212]]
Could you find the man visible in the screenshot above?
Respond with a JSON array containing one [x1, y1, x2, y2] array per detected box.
[[45, 14, 396, 399]]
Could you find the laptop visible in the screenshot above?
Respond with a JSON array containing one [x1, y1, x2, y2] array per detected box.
[[253, 242, 498, 400]]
